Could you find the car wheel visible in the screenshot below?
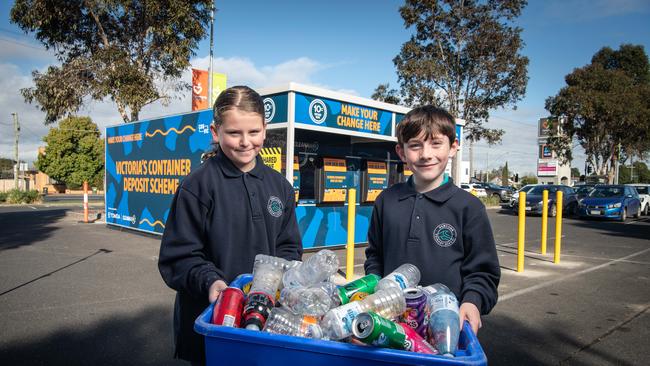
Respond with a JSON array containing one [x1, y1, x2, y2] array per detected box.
[[634, 205, 641, 218], [549, 204, 557, 217], [619, 208, 627, 222], [570, 203, 578, 217], [644, 204, 649, 216]]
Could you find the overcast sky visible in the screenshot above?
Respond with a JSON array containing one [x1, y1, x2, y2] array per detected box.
[[1, 0, 649, 177]]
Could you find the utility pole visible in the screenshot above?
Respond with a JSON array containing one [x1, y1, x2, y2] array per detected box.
[[614, 143, 621, 184], [207, 0, 215, 107], [12, 112, 20, 190]]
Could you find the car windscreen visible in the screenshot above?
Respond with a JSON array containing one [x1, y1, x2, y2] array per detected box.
[[576, 186, 593, 194], [634, 186, 648, 194], [589, 187, 623, 198], [529, 186, 559, 195]]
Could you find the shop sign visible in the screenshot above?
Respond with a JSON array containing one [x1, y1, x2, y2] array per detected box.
[[537, 159, 558, 177], [105, 110, 213, 234], [263, 93, 288, 124], [294, 93, 392, 136]]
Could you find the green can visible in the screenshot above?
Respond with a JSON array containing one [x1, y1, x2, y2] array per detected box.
[[351, 311, 406, 349], [336, 274, 380, 305]]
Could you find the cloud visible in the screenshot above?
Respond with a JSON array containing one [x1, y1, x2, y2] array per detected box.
[[0, 55, 342, 165], [543, 0, 650, 22], [0, 36, 57, 63]]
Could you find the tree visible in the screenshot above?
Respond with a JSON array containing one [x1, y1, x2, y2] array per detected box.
[[619, 161, 650, 184], [35, 116, 104, 188], [371, 83, 402, 105], [11, 0, 212, 124], [391, 0, 529, 144], [520, 175, 537, 185], [546, 44, 650, 183], [570, 167, 581, 177], [502, 162, 509, 186]]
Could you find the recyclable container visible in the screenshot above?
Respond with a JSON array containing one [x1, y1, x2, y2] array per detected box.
[[194, 305, 487, 366]]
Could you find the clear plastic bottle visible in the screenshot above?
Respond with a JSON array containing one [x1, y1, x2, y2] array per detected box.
[[427, 291, 460, 357], [279, 281, 338, 316], [420, 283, 451, 299], [263, 307, 323, 339], [243, 254, 288, 330], [283, 249, 339, 288], [320, 287, 406, 340], [248, 254, 288, 296], [376, 263, 421, 291]]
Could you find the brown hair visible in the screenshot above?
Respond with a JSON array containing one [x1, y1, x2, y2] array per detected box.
[[202, 86, 265, 161], [396, 106, 456, 146]]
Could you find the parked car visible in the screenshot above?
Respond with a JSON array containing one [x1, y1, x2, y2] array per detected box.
[[461, 183, 487, 197], [520, 185, 578, 217], [503, 184, 537, 209], [578, 185, 641, 222], [575, 184, 597, 200], [479, 182, 514, 202], [630, 184, 650, 215]]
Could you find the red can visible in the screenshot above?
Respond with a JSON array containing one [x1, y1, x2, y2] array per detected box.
[[211, 287, 245, 327]]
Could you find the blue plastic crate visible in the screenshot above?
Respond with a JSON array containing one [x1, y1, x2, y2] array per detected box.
[[194, 306, 487, 366]]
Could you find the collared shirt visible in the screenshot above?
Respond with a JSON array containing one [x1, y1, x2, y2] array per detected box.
[[364, 177, 500, 314]]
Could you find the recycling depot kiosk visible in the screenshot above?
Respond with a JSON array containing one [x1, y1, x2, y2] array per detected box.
[[104, 82, 465, 249]]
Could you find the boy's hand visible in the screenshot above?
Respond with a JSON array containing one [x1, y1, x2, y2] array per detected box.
[[459, 302, 482, 335], [208, 280, 228, 303]]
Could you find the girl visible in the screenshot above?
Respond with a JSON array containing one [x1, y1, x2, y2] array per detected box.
[[158, 86, 303, 364]]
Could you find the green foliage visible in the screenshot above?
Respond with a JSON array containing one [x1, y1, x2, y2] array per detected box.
[[6, 189, 40, 204], [571, 167, 581, 177], [35, 116, 104, 188], [11, 0, 212, 124], [619, 162, 650, 184], [479, 195, 501, 207], [371, 84, 402, 105], [0, 157, 15, 172], [502, 162, 509, 186], [392, 0, 529, 144], [520, 175, 538, 185], [0, 191, 7, 202], [546, 44, 650, 182]]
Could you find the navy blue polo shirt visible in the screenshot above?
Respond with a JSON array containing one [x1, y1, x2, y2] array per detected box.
[[364, 177, 500, 314]]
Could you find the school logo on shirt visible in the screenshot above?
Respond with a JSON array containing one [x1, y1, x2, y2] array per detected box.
[[433, 223, 457, 247], [267, 196, 284, 218]]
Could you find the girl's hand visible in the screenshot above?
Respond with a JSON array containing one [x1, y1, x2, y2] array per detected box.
[[459, 302, 482, 335], [208, 280, 228, 303]]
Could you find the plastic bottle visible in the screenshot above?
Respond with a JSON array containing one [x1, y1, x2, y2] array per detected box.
[[321, 287, 406, 340], [279, 281, 338, 316], [243, 254, 288, 330], [263, 307, 323, 339], [427, 291, 460, 357], [376, 264, 421, 292], [420, 283, 451, 298], [283, 249, 339, 288]]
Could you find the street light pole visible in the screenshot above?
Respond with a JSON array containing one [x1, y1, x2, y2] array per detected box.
[[12, 112, 19, 190]]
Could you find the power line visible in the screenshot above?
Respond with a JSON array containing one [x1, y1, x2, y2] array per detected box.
[[0, 36, 48, 52]]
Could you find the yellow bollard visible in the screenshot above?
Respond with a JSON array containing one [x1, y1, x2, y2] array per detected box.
[[517, 191, 526, 272], [554, 190, 563, 264], [541, 190, 548, 255], [346, 188, 356, 280]]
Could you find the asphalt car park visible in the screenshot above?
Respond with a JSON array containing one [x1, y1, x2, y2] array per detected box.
[[0, 204, 648, 365]]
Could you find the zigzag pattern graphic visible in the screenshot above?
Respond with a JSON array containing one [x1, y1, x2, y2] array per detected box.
[[139, 218, 165, 228], [145, 125, 196, 137]]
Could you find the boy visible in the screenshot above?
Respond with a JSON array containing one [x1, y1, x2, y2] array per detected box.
[[364, 106, 500, 334]]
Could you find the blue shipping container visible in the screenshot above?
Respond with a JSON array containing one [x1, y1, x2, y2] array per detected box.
[[194, 306, 487, 366]]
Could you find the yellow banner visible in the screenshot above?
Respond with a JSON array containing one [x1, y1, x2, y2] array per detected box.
[[212, 72, 227, 103], [260, 147, 282, 172]]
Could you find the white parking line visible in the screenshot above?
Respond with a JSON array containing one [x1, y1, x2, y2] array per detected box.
[[499, 247, 650, 302]]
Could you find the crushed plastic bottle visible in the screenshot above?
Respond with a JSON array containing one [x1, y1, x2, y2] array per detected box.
[[242, 254, 288, 331], [321, 286, 406, 340], [283, 249, 339, 288], [427, 291, 460, 357], [376, 263, 421, 292], [263, 307, 323, 339], [279, 281, 338, 316]]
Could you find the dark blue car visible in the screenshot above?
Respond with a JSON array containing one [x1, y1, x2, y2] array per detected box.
[[578, 185, 642, 222], [520, 185, 578, 217]]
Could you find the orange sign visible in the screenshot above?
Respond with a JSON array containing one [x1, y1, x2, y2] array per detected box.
[[192, 68, 209, 111]]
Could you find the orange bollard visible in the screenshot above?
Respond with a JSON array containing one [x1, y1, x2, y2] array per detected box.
[[83, 181, 89, 223]]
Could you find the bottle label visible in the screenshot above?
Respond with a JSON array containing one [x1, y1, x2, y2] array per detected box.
[[387, 273, 408, 289], [222, 314, 236, 327], [350, 292, 369, 302], [332, 302, 363, 335], [430, 294, 459, 314]]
